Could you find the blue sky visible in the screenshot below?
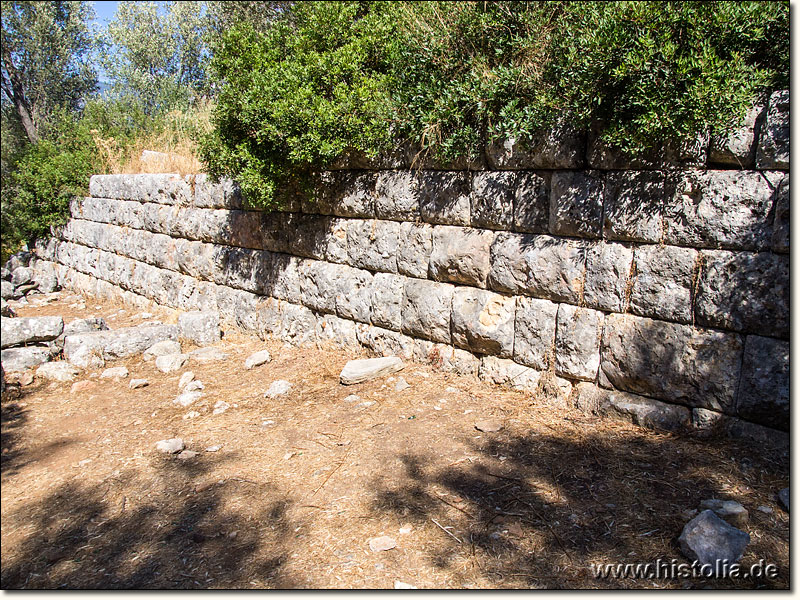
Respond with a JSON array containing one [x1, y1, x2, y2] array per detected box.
[[92, 1, 119, 26]]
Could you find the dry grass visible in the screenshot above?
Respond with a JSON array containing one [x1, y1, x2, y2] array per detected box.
[[0, 291, 790, 589], [92, 100, 213, 176]]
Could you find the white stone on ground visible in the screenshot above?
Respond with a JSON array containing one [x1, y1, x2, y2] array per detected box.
[[101, 366, 129, 379], [174, 390, 203, 407], [213, 400, 230, 415], [36, 361, 80, 382], [185, 380, 204, 392], [155, 354, 189, 373], [143, 340, 182, 361], [178, 371, 195, 389], [156, 438, 184, 453], [245, 350, 271, 369], [265, 380, 292, 398], [340, 356, 404, 385], [129, 378, 149, 389]]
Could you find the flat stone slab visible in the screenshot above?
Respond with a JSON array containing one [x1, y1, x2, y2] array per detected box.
[[1, 316, 64, 349], [63, 324, 179, 367], [2, 346, 51, 372], [36, 361, 80, 382], [156, 354, 189, 373], [678, 510, 750, 573], [340, 357, 404, 385], [700, 499, 749, 528], [244, 350, 272, 369]]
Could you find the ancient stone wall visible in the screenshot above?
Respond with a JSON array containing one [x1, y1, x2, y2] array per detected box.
[[34, 91, 789, 441]]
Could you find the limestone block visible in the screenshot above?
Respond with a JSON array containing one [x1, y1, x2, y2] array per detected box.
[[602, 171, 666, 243], [554, 304, 603, 381], [315, 313, 359, 349], [663, 170, 783, 251], [374, 171, 419, 221], [549, 171, 603, 238], [370, 273, 405, 331], [418, 171, 471, 226], [485, 124, 585, 169], [178, 311, 220, 346], [709, 100, 765, 168], [597, 388, 691, 433], [89, 173, 192, 205], [600, 313, 743, 413], [1, 316, 64, 349], [478, 356, 541, 392], [512, 297, 557, 370], [429, 226, 494, 288], [396, 223, 432, 278], [335, 266, 373, 324], [695, 250, 788, 339], [756, 90, 789, 169], [193, 174, 243, 209], [268, 254, 303, 303], [64, 324, 179, 366], [629, 245, 697, 324], [299, 260, 340, 314], [471, 171, 516, 230], [512, 171, 550, 234], [401, 279, 454, 344], [583, 241, 634, 313], [772, 176, 789, 253], [347, 219, 399, 273], [1, 346, 51, 372], [304, 171, 375, 218], [451, 288, 515, 357], [736, 335, 789, 431]]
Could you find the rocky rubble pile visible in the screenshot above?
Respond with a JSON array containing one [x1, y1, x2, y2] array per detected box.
[[1, 250, 60, 315]]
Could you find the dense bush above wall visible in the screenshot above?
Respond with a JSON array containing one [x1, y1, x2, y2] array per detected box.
[[201, 0, 789, 208]]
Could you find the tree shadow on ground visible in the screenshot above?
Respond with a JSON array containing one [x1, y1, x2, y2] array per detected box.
[[371, 424, 789, 589], [1, 451, 299, 589]]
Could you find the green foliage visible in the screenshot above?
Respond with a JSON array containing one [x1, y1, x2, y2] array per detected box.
[[204, 0, 788, 207], [100, 1, 211, 114]]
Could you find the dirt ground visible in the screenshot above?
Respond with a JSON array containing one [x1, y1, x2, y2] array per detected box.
[[1, 291, 789, 589]]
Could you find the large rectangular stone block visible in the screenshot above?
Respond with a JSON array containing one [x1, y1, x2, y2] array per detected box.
[[596, 389, 690, 433], [554, 304, 603, 381], [193, 174, 243, 209], [488, 233, 586, 304], [629, 245, 698, 324], [708, 100, 765, 168], [663, 170, 783, 251], [600, 313, 743, 413], [304, 171, 375, 218], [418, 171, 471, 226], [602, 171, 666, 243], [335, 266, 373, 324], [736, 335, 788, 431], [513, 297, 557, 370], [583, 241, 633, 313], [478, 356, 541, 392], [512, 172, 549, 234], [89, 174, 192, 205], [266, 254, 303, 303], [299, 260, 340, 314], [695, 250, 788, 339], [429, 226, 494, 288], [485, 123, 585, 169], [347, 219, 399, 273], [396, 223, 432, 278], [370, 272, 405, 331], [374, 171, 419, 221], [289, 215, 348, 262], [401, 279, 454, 344], [549, 171, 603, 238], [756, 90, 789, 169], [315, 313, 359, 349], [471, 171, 516, 230], [451, 288, 515, 357]]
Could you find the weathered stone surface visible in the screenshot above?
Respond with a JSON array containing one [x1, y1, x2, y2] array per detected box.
[[772, 176, 789, 253], [315, 313, 359, 348], [513, 297, 557, 370], [268, 254, 303, 303], [11, 266, 33, 286], [600, 314, 743, 413], [554, 304, 603, 381], [488, 233, 586, 304], [736, 336, 788, 431], [100, 366, 129, 379], [1, 316, 64, 348], [305, 171, 375, 218], [1, 299, 12, 318], [36, 361, 81, 382], [129, 378, 149, 389], [1, 281, 13, 300], [451, 288, 515, 357], [190, 346, 229, 363], [709, 100, 765, 167], [486, 125, 585, 169], [374, 171, 419, 221], [335, 266, 373, 324], [663, 170, 782, 251], [370, 273, 405, 331], [178, 311, 220, 346], [299, 260, 339, 314], [756, 90, 789, 169], [418, 172, 471, 226], [174, 390, 202, 407], [471, 171, 516, 230], [347, 219, 399, 273], [429, 226, 494, 288], [629, 245, 697, 324], [512, 172, 549, 234], [700, 499, 749, 529], [245, 349, 271, 369], [549, 171, 603, 238], [597, 389, 690, 433], [588, 128, 707, 169], [193, 174, 242, 209], [695, 250, 788, 339], [356, 326, 416, 360], [401, 279, 453, 344], [340, 356, 404, 385], [478, 356, 540, 392], [31, 260, 59, 293], [64, 324, 179, 367], [90, 174, 192, 205], [396, 223, 432, 278], [143, 340, 182, 361], [1, 346, 51, 372], [156, 438, 185, 454], [602, 171, 666, 243], [289, 214, 342, 261], [678, 510, 749, 573], [264, 379, 293, 398], [156, 353, 189, 373], [583, 242, 634, 313]]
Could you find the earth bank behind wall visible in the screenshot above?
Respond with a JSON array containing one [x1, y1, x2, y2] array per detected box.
[[35, 91, 789, 443]]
